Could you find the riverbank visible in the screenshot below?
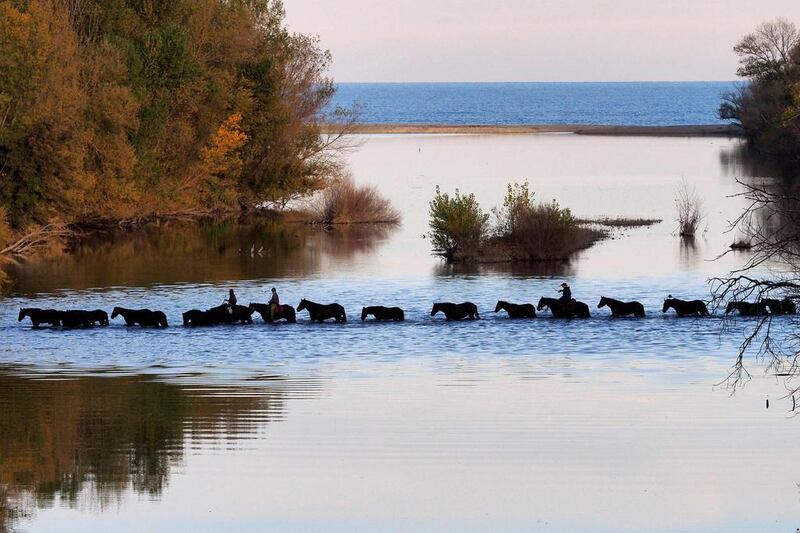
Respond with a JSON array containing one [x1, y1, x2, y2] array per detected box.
[[324, 123, 741, 137]]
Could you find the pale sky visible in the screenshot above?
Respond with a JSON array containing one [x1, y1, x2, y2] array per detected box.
[[283, 0, 800, 82]]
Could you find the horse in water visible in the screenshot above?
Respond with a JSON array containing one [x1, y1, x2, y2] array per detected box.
[[597, 297, 645, 318], [18, 308, 62, 327], [725, 301, 767, 316], [59, 310, 109, 328], [183, 309, 211, 326], [662, 296, 709, 317], [494, 301, 536, 318], [249, 303, 297, 323], [205, 303, 253, 324], [361, 306, 405, 321], [111, 307, 168, 327], [431, 302, 479, 320], [298, 299, 347, 322], [762, 298, 797, 315], [536, 297, 590, 318]]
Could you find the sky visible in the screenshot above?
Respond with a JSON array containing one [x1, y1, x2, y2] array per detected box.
[[283, 0, 800, 82]]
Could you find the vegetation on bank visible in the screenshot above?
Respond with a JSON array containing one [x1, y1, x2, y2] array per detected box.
[[0, 0, 360, 276], [719, 18, 800, 162], [308, 178, 401, 226], [428, 182, 607, 263]]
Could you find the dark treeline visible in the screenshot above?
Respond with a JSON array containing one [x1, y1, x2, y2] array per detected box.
[[0, 0, 349, 239], [720, 18, 800, 163]]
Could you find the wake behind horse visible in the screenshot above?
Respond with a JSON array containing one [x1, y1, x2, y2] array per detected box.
[[298, 299, 347, 322], [662, 296, 709, 317], [431, 302, 479, 320], [361, 306, 405, 321], [725, 301, 767, 316], [494, 301, 536, 318], [597, 297, 645, 318], [537, 297, 590, 318], [111, 307, 168, 327]]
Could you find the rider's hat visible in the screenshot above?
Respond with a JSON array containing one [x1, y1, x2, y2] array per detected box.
[[561, 282, 569, 287]]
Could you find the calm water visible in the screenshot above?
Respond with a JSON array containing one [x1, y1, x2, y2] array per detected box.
[[2, 134, 799, 532], [329, 82, 737, 126]]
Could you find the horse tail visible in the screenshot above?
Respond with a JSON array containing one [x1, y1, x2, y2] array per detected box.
[[635, 303, 645, 318]]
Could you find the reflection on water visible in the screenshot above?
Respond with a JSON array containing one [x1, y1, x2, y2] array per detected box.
[[4, 135, 800, 532], [0, 368, 295, 531], [8, 220, 397, 294]]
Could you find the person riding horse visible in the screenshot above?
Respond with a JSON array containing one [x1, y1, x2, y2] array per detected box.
[[558, 282, 576, 313], [558, 282, 572, 302], [269, 287, 281, 320], [225, 289, 237, 314]]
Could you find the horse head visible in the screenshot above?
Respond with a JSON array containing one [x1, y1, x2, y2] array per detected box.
[[536, 297, 548, 311], [431, 303, 441, 316], [725, 302, 736, 314], [662, 296, 674, 313], [597, 297, 607, 309], [494, 301, 504, 313], [361, 307, 368, 321], [18, 308, 28, 321], [111, 307, 122, 319], [297, 299, 308, 312]]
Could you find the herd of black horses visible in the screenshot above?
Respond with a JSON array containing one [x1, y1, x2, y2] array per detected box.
[[15, 293, 798, 329]]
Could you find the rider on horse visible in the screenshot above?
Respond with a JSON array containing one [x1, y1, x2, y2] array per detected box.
[[269, 287, 281, 320], [558, 282, 574, 312], [225, 289, 237, 314]]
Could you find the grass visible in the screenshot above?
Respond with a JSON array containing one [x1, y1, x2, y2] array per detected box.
[[675, 179, 705, 237], [308, 178, 400, 225], [576, 216, 662, 228]]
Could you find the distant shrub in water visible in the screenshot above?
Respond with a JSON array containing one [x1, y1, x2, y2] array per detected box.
[[493, 182, 604, 260], [311, 178, 400, 225], [428, 186, 489, 260], [429, 182, 605, 262], [675, 179, 705, 237]]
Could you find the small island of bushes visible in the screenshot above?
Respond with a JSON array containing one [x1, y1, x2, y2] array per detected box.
[[428, 182, 609, 263]]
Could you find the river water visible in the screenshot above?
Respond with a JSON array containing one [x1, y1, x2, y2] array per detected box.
[[2, 134, 799, 532]]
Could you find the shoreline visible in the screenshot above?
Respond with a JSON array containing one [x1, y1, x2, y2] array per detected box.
[[328, 123, 742, 137]]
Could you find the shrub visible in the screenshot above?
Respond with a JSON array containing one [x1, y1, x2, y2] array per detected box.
[[311, 177, 400, 225], [675, 179, 705, 237], [428, 186, 489, 260], [493, 182, 605, 260]]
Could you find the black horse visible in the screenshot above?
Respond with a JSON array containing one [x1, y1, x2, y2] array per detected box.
[[597, 297, 645, 318], [725, 301, 767, 316], [111, 307, 168, 327], [249, 303, 297, 323], [18, 308, 62, 327], [60, 310, 109, 328], [662, 296, 709, 317], [298, 299, 347, 322], [206, 304, 253, 324], [183, 309, 212, 327], [536, 297, 590, 318], [361, 306, 405, 321], [763, 298, 797, 315], [494, 301, 535, 318], [430, 302, 479, 320]]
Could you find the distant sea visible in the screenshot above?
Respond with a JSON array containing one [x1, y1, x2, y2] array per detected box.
[[328, 82, 737, 126]]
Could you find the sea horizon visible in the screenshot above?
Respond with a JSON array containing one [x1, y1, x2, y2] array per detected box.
[[329, 81, 739, 127]]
